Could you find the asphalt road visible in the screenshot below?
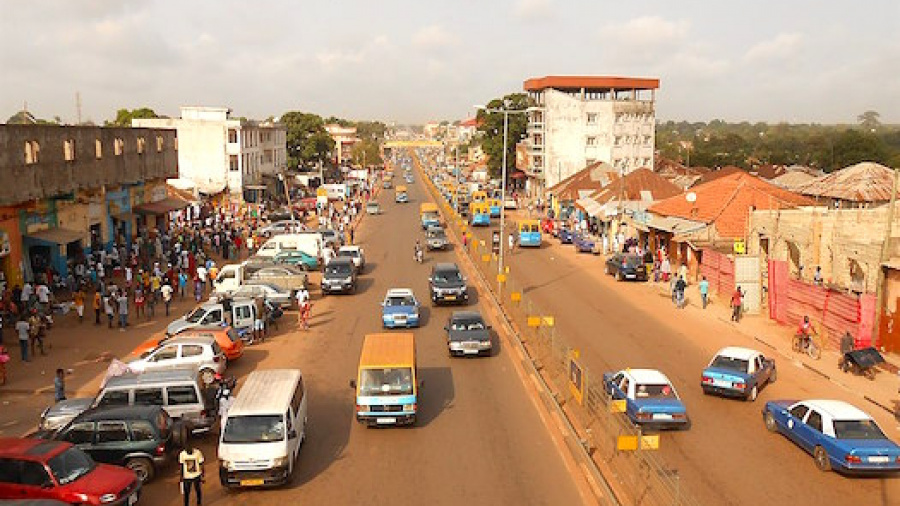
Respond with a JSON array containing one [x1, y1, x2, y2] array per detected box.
[[135, 175, 587, 505], [459, 195, 900, 504]]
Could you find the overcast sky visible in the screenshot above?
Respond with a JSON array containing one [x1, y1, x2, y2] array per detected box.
[[1, 0, 898, 125]]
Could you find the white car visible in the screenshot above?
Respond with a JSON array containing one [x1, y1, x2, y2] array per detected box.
[[127, 336, 226, 386], [338, 245, 366, 272], [503, 197, 517, 210], [259, 220, 305, 236]]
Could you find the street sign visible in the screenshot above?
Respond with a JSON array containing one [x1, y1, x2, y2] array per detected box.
[[610, 400, 626, 413], [568, 355, 584, 405]]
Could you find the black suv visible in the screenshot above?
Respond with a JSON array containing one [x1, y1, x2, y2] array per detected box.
[[48, 405, 183, 483], [321, 257, 358, 294], [429, 263, 469, 305]]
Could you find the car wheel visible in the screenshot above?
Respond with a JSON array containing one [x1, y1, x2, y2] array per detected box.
[[199, 368, 216, 387], [173, 423, 188, 448], [764, 411, 778, 432], [814, 446, 832, 472], [615, 271, 622, 282], [769, 367, 777, 383], [747, 385, 758, 402], [126, 457, 155, 483]]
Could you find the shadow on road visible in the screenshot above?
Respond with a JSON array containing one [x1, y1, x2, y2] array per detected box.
[[415, 366, 454, 427]]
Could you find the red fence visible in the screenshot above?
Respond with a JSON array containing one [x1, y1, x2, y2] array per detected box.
[[781, 277, 876, 349], [699, 249, 735, 296]]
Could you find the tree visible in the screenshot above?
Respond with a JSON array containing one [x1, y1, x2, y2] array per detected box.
[[356, 121, 387, 142], [476, 93, 531, 179], [857, 110, 881, 131], [351, 139, 383, 167], [324, 116, 353, 127], [831, 129, 888, 169], [107, 107, 159, 127], [280, 111, 335, 168]]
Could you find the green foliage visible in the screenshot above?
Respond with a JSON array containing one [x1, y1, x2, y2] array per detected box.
[[351, 139, 383, 167], [476, 93, 531, 179], [857, 110, 881, 131], [281, 111, 335, 168], [108, 107, 159, 126], [356, 121, 387, 142], [324, 116, 353, 127]]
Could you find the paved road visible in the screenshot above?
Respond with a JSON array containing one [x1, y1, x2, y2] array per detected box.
[[459, 201, 900, 504], [134, 174, 587, 504]]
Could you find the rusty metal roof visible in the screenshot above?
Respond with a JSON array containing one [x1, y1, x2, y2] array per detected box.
[[547, 161, 618, 201], [794, 162, 896, 202], [588, 168, 682, 205]]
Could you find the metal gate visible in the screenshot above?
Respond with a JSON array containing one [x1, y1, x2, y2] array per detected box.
[[734, 256, 761, 315]]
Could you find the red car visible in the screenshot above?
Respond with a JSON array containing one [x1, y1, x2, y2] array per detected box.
[[0, 437, 140, 505]]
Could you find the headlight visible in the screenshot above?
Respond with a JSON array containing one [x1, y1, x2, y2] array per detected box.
[[403, 404, 416, 411], [219, 459, 234, 471], [100, 494, 117, 504], [344, 277, 353, 283], [272, 456, 289, 468]]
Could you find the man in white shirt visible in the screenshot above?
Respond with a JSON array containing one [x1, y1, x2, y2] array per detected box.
[[20, 282, 33, 305], [196, 265, 208, 295], [35, 284, 50, 313], [161, 282, 174, 316]]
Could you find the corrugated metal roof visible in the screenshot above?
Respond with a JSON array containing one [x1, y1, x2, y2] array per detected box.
[[547, 161, 617, 201], [770, 171, 819, 190], [588, 167, 682, 205], [794, 162, 896, 202]]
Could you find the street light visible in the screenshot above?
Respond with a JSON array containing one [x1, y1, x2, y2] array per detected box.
[[277, 172, 296, 223], [474, 104, 529, 288]]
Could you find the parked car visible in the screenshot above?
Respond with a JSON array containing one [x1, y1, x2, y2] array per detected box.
[[321, 257, 358, 295], [605, 253, 648, 282], [0, 437, 141, 505], [381, 288, 421, 328], [558, 228, 574, 244], [573, 234, 600, 254], [444, 311, 492, 357], [317, 229, 342, 248], [133, 326, 245, 362], [366, 202, 382, 215], [337, 245, 366, 273], [762, 399, 900, 473], [126, 336, 226, 387], [250, 265, 308, 291], [603, 369, 689, 429], [48, 406, 182, 483], [701, 347, 776, 401], [426, 226, 448, 250], [272, 250, 319, 271], [503, 197, 517, 210], [258, 220, 305, 236], [429, 263, 469, 305], [212, 282, 293, 308], [166, 299, 258, 336]]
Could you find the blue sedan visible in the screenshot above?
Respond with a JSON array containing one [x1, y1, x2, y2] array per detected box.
[[701, 346, 776, 401], [603, 369, 689, 429], [558, 228, 574, 244], [573, 234, 598, 254], [381, 288, 421, 329], [762, 399, 900, 473]]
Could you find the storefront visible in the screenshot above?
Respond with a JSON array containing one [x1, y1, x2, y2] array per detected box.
[[106, 187, 133, 249], [21, 200, 84, 280], [133, 182, 189, 230], [0, 210, 25, 289]]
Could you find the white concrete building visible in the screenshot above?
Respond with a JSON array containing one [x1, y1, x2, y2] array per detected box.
[[523, 76, 659, 195], [134, 106, 286, 199], [325, 124, 359, 166]]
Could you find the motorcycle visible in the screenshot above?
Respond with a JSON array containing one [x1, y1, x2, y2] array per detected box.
[[792, 331, 821, 359]]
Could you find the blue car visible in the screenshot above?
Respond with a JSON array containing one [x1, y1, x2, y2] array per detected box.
[[603, 369, 689, 429], [471, 213, 490, 227], [558, 228, 574, 244], [762, 399, 900, 473], [573, 234, 598, 254], [381, 288, 421, 329], [701, 347, 776, 401]]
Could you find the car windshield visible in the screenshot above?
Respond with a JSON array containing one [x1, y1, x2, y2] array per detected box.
[[710, 356, 750, 373], [338, 250, 359, 258], [833, 419, 887, 440], [226, 328, 241, 343], [385, 296, 415, 307], [325, 264, 351, 275], [359, 367, 414, 396], [450, 318, 485, 331], [428, 230, 445, 238], [634, 383, 676, 399], [433, 270, 462, 283], [48, 447, 96, 485], [222, 415, 285, 443], [622, 256, 642, 267], [186, 308, 206, 323]]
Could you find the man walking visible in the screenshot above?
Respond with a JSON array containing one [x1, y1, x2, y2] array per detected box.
[[161, 281, 173, 316], [178, 445, 205, 506], [730, 287, 743, 322], [699, 276, 710, 309], [675, 276, 687, 309], [15, 316, 30, 362], [93, 291, 102, 325], [117, 291, 129, 329]]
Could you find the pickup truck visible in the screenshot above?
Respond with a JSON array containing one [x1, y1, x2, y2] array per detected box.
[[214, 261, 307, 294], [166, 299, 258, 336]]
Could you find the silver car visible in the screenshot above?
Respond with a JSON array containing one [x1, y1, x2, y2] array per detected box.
[[127, 336, 226, 386], [214, 282, 293, 308]]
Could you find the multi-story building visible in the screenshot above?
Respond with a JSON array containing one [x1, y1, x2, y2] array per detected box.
[[0, 124, 178, 284], [325, 124, 359, 166], [523, 75, 659, 195], [134, 106, 286, 200]]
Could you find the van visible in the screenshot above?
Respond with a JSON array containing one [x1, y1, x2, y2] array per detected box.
[[350, 333, 418, 426], [218, 369, 307, 488], [255, 233, 322, 259], [166, 300, 257, 336]]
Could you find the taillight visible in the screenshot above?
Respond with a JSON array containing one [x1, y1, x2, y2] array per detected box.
[[213, 355, 221, 363], [733, 383, 745, 390], [672, 413, 686, 419], [636, 412, 652, 420], [201, 410, 207, 418], [701, 376, 714, 384], [845, 455, 862, 464], [155, 444, 166, 456]]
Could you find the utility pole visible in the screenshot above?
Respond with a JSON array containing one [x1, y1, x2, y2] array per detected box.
[[75, 92, 82, 125], [874, 166, 899, 346]]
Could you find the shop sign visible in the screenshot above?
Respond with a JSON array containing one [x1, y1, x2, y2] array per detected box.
[[131, 184, 145, 207], [107, 189, 131, 216]]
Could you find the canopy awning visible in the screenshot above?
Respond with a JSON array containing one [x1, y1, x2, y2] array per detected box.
[[575, 197, 604, 217], [26, 227, 83, 245], [134, 197, 190, 215]]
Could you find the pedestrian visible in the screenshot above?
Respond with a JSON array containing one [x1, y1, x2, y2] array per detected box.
[[117, 291, 129, 329], [178, 445, 205, 506], [54, 368, 66, 401], [72, 286, 85, 323], [93, 291, 102, 325], [0, 345, 9, 384], [730, 287, 743, 322], [15, 317, 29, 362], [134, 287, 146, 319], [675, 276, 687, 309], [193, 275, 202, 302], [104, 294, 115, 329], [508, 232, 515, 255], [699, 276, 710, 309], [252, 297, 266, 343], [28, 310, 45, 357], [196, 264, 207, 294], [36, 282, 50, 314], [161, 281, 173, 316], [669, 274, 678, 303], [295, 287, 310, 329]]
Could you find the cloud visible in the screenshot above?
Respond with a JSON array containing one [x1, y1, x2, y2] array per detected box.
[[515, 0, 552, 21], [315, 36, 393, 71], [413, 24, 457, 49], [601, 16, 689, 47], [744, 33, 803, 62]]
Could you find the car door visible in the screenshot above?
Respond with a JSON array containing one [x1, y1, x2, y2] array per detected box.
[[796, 409, 825, 453], [758, 355, 773, 383], [232, 302, 254, 329], [94, 420, 130, 465], [58, 421, 96, 455], [146, 345, 180, 372], [0, 458, 25, 498], [201, 309, 223, 326], [180, 344, 206, 372], [18, 460, 55, 500]]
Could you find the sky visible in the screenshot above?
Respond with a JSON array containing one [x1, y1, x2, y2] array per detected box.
[[1, 0, 898, 125]]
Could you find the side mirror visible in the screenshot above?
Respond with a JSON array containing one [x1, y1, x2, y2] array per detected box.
[[288, 429, 298, 439], [349, 380, 356, 389], [485, 325, 492, 330], [443, 325, 449, 331]]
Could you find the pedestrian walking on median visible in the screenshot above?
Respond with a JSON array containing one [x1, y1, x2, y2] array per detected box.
[[699, 276, 710, 309], [178, 445, 205, 506], [730, 287, 743, 322]]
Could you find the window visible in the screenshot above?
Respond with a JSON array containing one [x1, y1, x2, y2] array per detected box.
[[586, 113, 597, 124], [789, 404, 809, 420], [181, 344, 203, 358], [97, 390, 130, 408], [151, 346, 178, 362], [136, 137, 145, 154], [166, 385, 199, 405], [0, 458, 20, 483], [586, 136, 596, 147], [64, 139, 75, 161], [228, 129, 237, 143], [235, 305, 252, 320], [134, 388, 164, 406], [96, 421, 129, 443], [805, 410, 823, 433], [291, 381, 304, 414], [203, 309, 222, 324], [129, 420, 156, 442], [20, 461, 51, 487], [229, 155, 239, 172], [61, 422, 95, 445], [24, 140, 40, 164], [95, 139, 102, 159], [156, 135, 164, 152], [114, 138, 124, 156]]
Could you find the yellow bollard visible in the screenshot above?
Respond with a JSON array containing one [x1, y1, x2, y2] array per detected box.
[[510, 292, 522, 302]]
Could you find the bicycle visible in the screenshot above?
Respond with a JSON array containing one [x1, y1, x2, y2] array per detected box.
[[792, 332, 822, 359]]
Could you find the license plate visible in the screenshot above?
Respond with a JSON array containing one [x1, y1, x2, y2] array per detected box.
[[653, 413, 673, 420], [376, 417, 396, 424], [464, 349, 479, 355], [128, 493, 138, 506], [868, 456, 890, 463], [240, 479, 265, 486], [714, 379, 732, 388], [445, 295, 456, 301], [626, 274, 635, 279]]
